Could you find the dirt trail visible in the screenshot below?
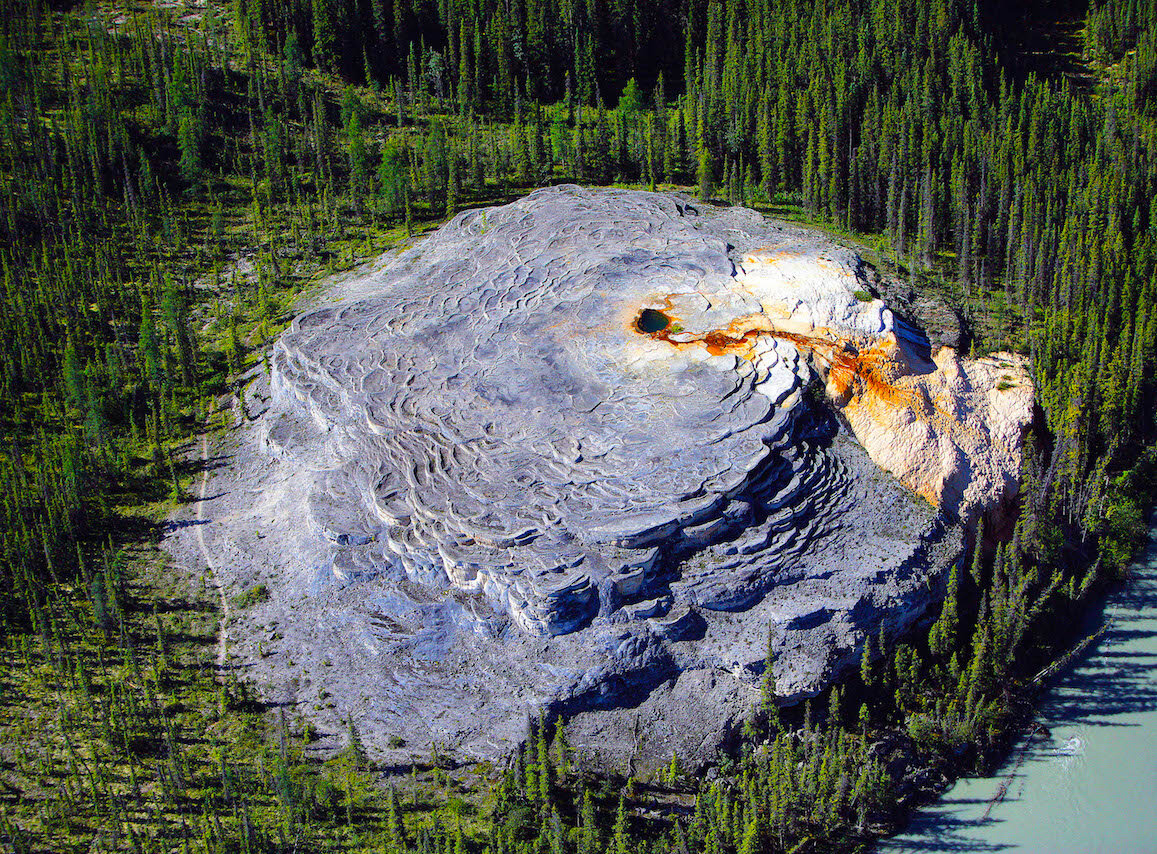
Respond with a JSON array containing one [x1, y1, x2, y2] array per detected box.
[[197, 433, 230, 671]]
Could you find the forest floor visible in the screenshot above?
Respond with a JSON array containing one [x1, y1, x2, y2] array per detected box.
[[196, 433, 230, 671]]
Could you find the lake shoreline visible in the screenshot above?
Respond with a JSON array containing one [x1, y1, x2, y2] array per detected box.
[[882, 510, 1157, 852]]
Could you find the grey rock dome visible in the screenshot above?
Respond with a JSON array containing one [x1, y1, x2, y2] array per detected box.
[[184, 186, 969, 771], [271, 186, 860, 632]]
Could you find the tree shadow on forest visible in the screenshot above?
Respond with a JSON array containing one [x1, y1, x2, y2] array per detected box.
[[885, 799, 1017, 851]]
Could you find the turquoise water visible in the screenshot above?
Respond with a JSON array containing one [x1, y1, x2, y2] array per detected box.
[[885, 514, 1157, 853], [635, 308, 671, 334]]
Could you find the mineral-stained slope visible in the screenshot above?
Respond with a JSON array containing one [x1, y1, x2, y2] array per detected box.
[[175, 186, 1032, 772]]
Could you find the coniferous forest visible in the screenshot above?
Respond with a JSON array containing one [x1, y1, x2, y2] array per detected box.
[[0, 0, 1155, 850]]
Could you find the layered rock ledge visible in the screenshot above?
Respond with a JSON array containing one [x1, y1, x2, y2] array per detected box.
[[171, 186, 1032, 772]]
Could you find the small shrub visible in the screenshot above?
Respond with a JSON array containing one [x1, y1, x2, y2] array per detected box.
[[852, 289, 874, 302], [233, 583, 270, 608], [503, 806, 535, 841], [804, 376, 828, 403], [447, 796, 473, 816]]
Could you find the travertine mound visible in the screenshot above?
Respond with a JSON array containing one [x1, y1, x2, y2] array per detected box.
[[732, 250, 1033, 521], [174, 186, 1031, 772]]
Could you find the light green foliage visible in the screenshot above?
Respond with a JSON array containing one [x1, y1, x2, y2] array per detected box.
[[232, 583, 270, 608]]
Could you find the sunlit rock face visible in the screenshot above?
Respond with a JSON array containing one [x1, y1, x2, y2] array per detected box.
[[206, 186, 1031, 771], [733, 250, 1033, 522]]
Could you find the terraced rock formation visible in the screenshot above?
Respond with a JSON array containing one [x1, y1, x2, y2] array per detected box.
[[173, 186, 1032, 772]]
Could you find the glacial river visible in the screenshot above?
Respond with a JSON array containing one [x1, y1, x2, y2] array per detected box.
[[885, 512, 1157, 853]]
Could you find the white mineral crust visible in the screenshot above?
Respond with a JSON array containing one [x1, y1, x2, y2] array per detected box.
[[174, 186, 1032, 772]]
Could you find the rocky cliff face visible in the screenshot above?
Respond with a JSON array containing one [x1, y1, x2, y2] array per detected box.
[[170, 187, 1032, 773], [732, 249, 1033, 523]]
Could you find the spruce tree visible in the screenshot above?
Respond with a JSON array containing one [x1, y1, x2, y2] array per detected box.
[[612, 793, 629, 854], [63, 339, 84, 413], [312, 0, 338, 72]]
